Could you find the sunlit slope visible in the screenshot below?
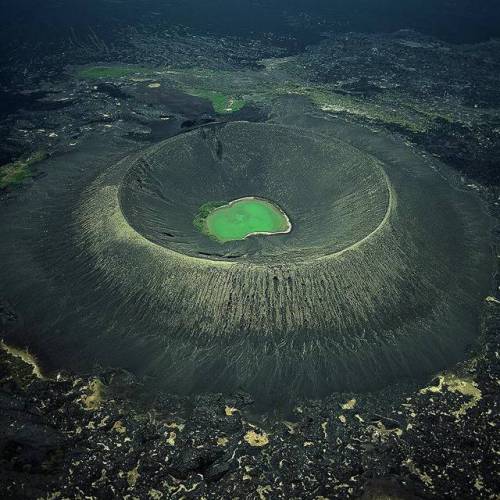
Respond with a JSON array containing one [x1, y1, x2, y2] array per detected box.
[[73, 122, 490, 397]]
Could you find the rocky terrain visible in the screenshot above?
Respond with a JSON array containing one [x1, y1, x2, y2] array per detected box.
[[0, 296, 498, 499], [1, 30, 500, 187], [1, 28, 499, 498]]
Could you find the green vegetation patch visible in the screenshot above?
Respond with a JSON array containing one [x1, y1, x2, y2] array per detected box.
[[186, 89, 246, 113], [0, 151, 48, 189], [76, 65, 152, 79], [193, 201, 228, 233], [195, 197, 291, 243]]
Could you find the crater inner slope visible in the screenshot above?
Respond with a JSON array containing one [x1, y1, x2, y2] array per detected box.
[[119, 123, 391, 262]]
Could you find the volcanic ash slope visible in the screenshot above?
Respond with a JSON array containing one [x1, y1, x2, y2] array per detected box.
[[0, 120, 492, 401], [70, 121, 492, 398]]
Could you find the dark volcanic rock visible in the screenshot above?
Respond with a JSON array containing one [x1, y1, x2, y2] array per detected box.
[[0, 27, 498, 499], [0, 296, 498, 498]]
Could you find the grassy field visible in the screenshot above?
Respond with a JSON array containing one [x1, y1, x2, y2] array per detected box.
[[186, 89, 246, 113], [72, 63, 480, 132], [76, 66, 153, 79], [0, 151, 48, 189]]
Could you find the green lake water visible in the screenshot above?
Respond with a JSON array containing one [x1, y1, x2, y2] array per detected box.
[[204, 197, 291, 243]]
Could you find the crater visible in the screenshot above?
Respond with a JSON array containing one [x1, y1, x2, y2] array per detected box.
[[119, 122, 391, 263], [0, 120, 493, 404]]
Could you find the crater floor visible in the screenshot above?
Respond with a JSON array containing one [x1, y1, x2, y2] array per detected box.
[[199, 197, 291, 243]]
